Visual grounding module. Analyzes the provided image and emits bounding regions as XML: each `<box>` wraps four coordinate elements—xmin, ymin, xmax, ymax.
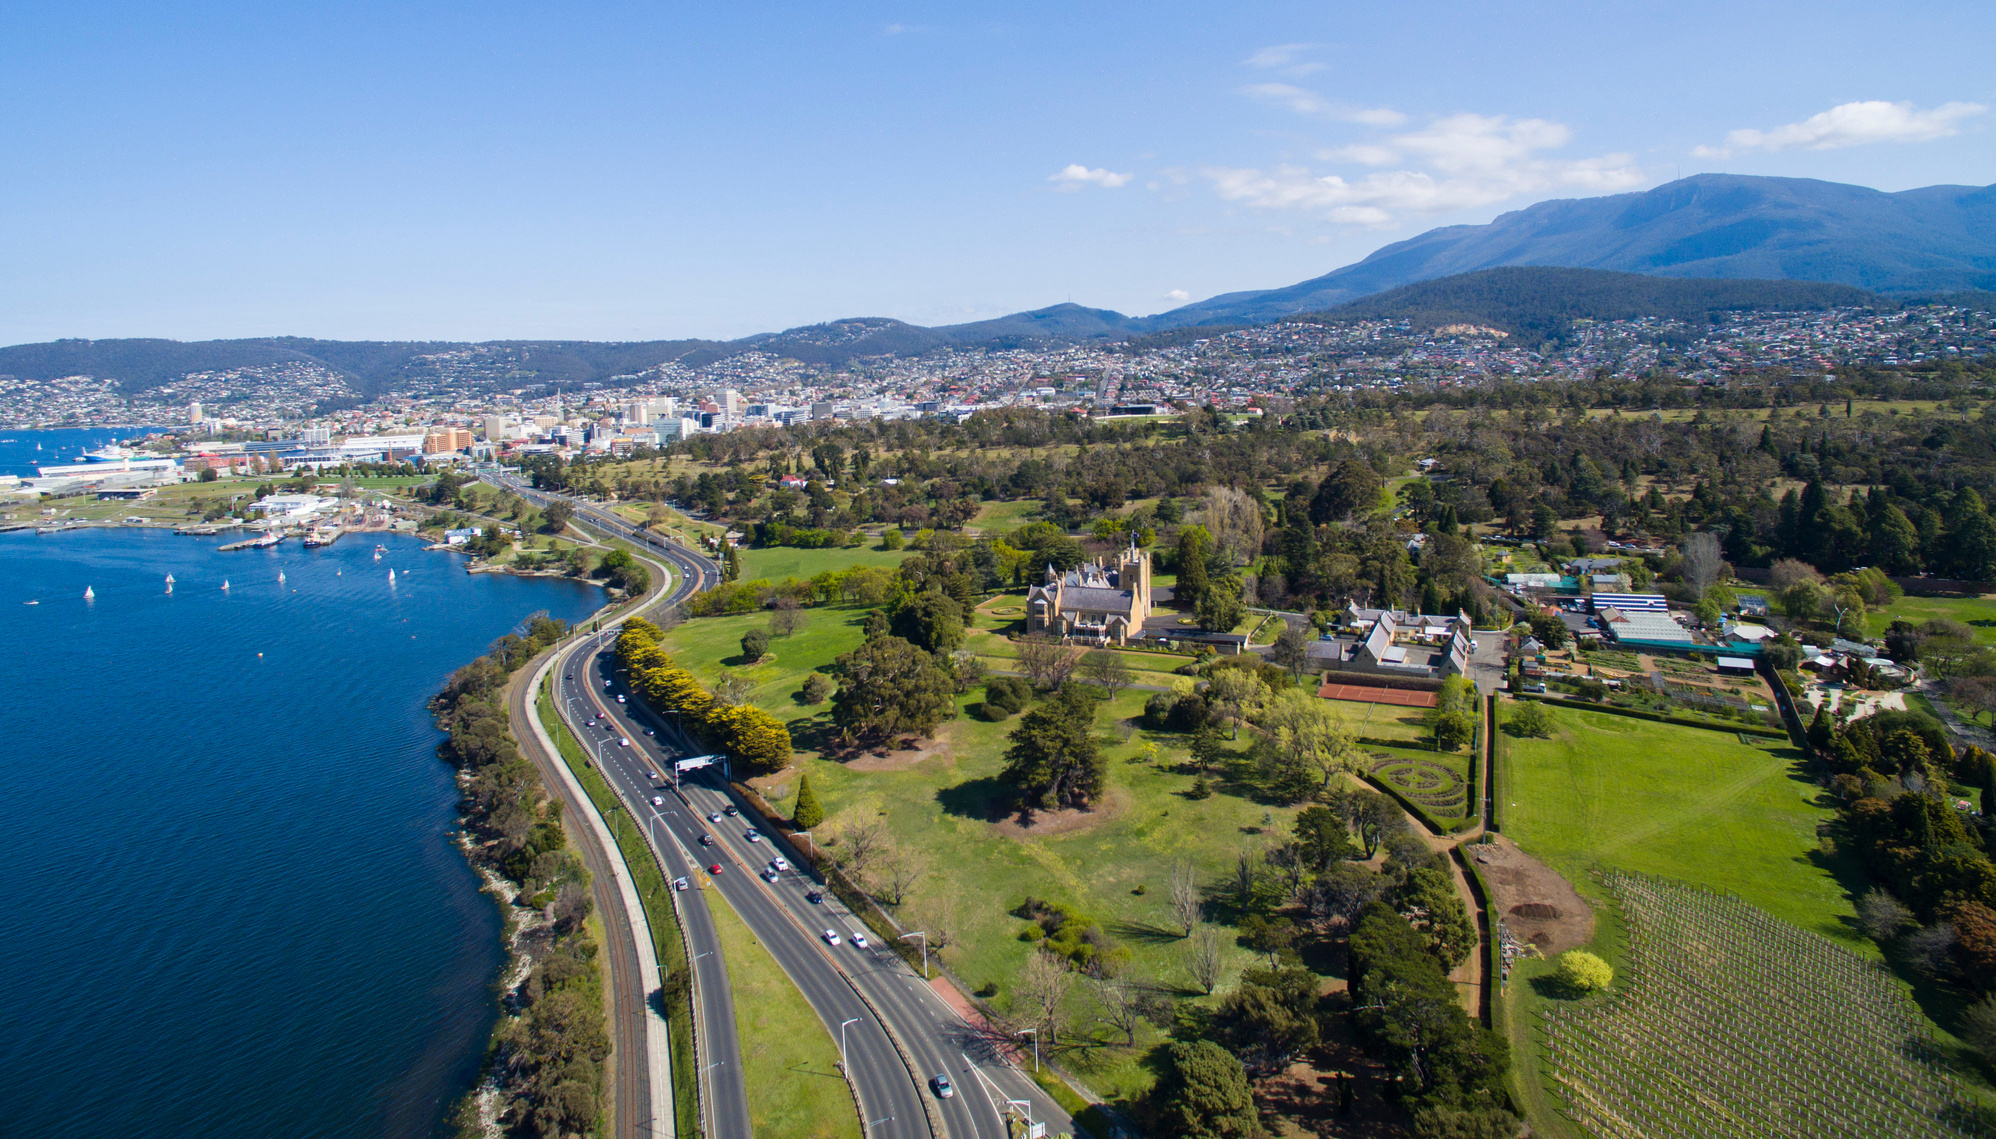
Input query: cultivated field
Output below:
<box><xmin>1541</xmin><ymin>871</ymin><xmax>1977</xmax><ymax>1139</ymax></box>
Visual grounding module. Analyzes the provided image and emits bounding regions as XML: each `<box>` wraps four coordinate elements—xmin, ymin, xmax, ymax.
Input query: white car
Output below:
<box><xmin>850</xmin><ymin>931</ymin><xmax>869</xmax><ymax>949</ymax></box>
<box><xmin>746</xmin><ymin>831</ymin><xmax>762</xmax><ymax>843</ymax></box>
<box><xmin>770</xmin><ymin>857</ymin><xmax>789</xmax><ymax>872</ymax></box>
<box><xmin>618</xmin><ymin>738</ymin><xmax>630</xmax><ymax>747</ymax></box>
<box><xmin>762</xmin><ymin>868</ymin><xmax>779</xmax><ymax>883</ymax></box>
<box><xmin>708</xmin><ymin>812</ymin><xmax>723</xmax><ymax>823</ymax></box>
<box><xmin>822</xmin><ymin>929</ymin><xmax>841</xmax><ymax>945</ymax></box>
<box><xmin>651</xmin><ymin>796</ymin><xmax>664</xmax><ymax>806</ymax></box>
<box><xmin>617</xmin><ymin>695</ymin><xmax>626</xmax><ymax>703</ymax></box>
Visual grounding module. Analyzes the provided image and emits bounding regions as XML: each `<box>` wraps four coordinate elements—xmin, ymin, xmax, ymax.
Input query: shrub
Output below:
<box><xmin>740</xmin><ymin>628</ymin><xmax>770</xmax><ymax>663</ymax></box>
<box><xmin>985</xmin><ymin>676</ymin><xmax>1031</xmax><ymax>713</ymax></box>
<box><xmin>1187</xmin><ymin>777</ymin><xmax>1212</xmax><ymax>800</ymax></box>
<box><xmin>972</xmin><ymin>702</ymin><xmax>1011</xmax><ymax>723</ymax></box>
<box><xmin>1557</xmin><ymin>950</ymin><xmax>1614</xmax><ymax>993</ymax></box>
<box><xmin>879</xmin><ymin>529</ymin><xmax>904</xmax><ymax>550</ymax></box>
<box><xmin>800</xmin><ymin>673</ymin><xmax>833</xmax><ymax>704</ymax></box>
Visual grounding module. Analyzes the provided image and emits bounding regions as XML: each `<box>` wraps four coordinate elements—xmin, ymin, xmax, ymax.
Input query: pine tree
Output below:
<box><xmin>723</xmin><ymin>543</ymin><xmax>742</xmax><ymax>582</ymax></box>
<box><xmin>792</xmin><ymin>772</ymin><xmax>824</xmax><ymax>830</ymax></box>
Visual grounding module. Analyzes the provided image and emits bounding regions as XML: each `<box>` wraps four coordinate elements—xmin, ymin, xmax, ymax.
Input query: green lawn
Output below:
<box><xmin>706</xmin><ymin>894</ymin><xmax>860</xmax><ymax>1139</ymax></box>
<box><xmin>1501</xmin><ymin>699</ymin><xmax>1861</xmax><ymax>948</ymax></box>
<box><xmin>739</xmin><ymin>544</ymin><xmax>909</xmax><ymax>583</ymax></box>
<box><xmin>1334</xmin><ymin>699</ymin><xmax>1433</xmax><ymax>745</ymax></box>
<box><xmin>965</xmin><ymin>498</ymin><xmax>1041</xmax><ymax>534</ymax></box>
<box><xmin>646</xmin><ymin>606</ymin><xmax>1305</xmax><ymax>1105</ymax></box>
<box><xmin>1866</xmin><ymin>593</ymin><xmax>1996</xmax><ymax>644</ymax></box>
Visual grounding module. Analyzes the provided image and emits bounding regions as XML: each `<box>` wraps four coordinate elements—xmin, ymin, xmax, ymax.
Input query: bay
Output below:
<box><xmin>0</xmin><ymin>426</ymin><xmax>171</xmax><ymax>477</ymax></box>
<box><xmin>0</xmin><ymin>526</ymin><xmax>604</xmax><ymax>1137</ymax></box>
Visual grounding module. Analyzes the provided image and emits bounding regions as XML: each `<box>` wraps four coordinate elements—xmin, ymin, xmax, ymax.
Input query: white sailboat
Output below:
<box><xmin>222</xmin><ymin>579</ymin><xmax>231</xmax><ymax>591</ymax></box>
<box><xmin>388</xmin><ymin>568</ymin><xmax>397</xmax><ymax>582</ymax></box>
<box><xmin>83</xmin><ymin>585</ymin><xmax>94</xmax><ymax>600</ymax></box>
<box><xmin>278</xmin><ymin>570</ymin><xmax>287</xmax><ymax>583</ymax></box>
<box><xmin>165</xmin><ymin>573</ymin><xmax>175</xmax><ymax>585</ymax></box>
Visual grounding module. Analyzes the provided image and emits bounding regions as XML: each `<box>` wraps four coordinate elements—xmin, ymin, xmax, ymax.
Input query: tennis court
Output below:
<box><xmin>1317</xmin><ymin>681</ymin><xmax>1438</xmax><ymax>708</ymax></box>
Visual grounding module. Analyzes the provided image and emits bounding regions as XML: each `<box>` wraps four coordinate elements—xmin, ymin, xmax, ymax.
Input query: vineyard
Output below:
<box><xmin>1541</xmin><ymin>871</ymin><xmax>1981</xmax><ymax>1139</ymax></box>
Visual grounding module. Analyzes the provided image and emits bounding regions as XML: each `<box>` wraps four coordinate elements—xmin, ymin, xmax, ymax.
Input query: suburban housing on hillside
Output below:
<box><xmin>1025</xmin><ymin>538</ymin><xmax>1152</xmax><ymax>646</ymax></box>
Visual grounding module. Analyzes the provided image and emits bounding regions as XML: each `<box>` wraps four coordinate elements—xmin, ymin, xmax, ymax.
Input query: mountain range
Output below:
<box><xmin>3</xmin><ymin>173</ymin><xmax>1991</xmax><ymax>394</ymax></box>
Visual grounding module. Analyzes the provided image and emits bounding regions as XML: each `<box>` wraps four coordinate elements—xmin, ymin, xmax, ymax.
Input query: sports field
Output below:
<box><xmin>1318</xmin><ymin>682</ymin><xmax>1435</xmax><ymax>743</ymax></box>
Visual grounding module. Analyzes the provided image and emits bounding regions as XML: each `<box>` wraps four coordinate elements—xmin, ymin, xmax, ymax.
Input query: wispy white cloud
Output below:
<box><xmin>1164</xmin><ymin>289</ymin><xmax>1191</xmax><ymax>303</ymax></box>
<box><xmin>1694</xmin><ymin>99</ymin><xmax>1986</xmax><ymax>158</ymax></box>
<box><xmin>1244</xmin><ymin>43</ymin><xmax>1326</xmax><ymax>75</ymax></box>
<box><xmin>1243</xmin><ymin>83</ymin><xmax>1405</xmax><ymax>126</ymax></box>
<box><xmin>1048</xmin><ymin>164</ymin><xmax>1132</xmax><ymax>190</ymax></box>
<box><xmin>1207</xmin><ymin>112</ymin><xmax>1643</xmax><ymax>225</ymax></box>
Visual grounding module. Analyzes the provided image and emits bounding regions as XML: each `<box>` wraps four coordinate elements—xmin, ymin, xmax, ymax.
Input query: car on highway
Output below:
<box><xmin>745</xmin><ymin>830</ymin><xmax>762</xmax><ymax>843</ymax></box>
<box><xmin>849</xmin><ymin>931</ymin><xmax>869</xmax><ymax>949</ymax></box>
<box><xmin>822</xmin><ymin>929</ymin><xmax>841</xmax><ymax>945</ymax></box>
<box><xmin>618</xmin><ymin>738</ymin><xmax>630</xmax><ymax>747</ymax></box>
<box><xmin>617</xmin><ymin>695</ymin><xmax>626</xmax><ymax>703</ymax></box>
<box><xmin>932</xmin><ymin>1074</ymin><xmax>954</xmax><ymax>1099</ymax></box>
<box><xmin>770</xmin><ymin>857</ymin><xmax>789</xmax><ymax>872</ymax></box>
<box><xmin>762</xmin><ymin>867</ymin><xmax>779</xmax><ymax>882</ymax></box>
<box><xmin>651</xmin><ymin>796</ymin><xmax>664</xmax><ymax>806</ymax></box>
<box><xmin>565</xmin><ymin>673</ymin><xmax>572</xmax><ymax>679</ymax></box>
<box><xmin>698</xmin><ymin>833</ymin><xmax>713</xmax><ymax>845</ymax></box>
<box><xmin>709</xmin><ymin>864</ymin><xmax>723</xmax><ymax>874</ymax></box>
<box><xmin>605</xmin><ymin>681</ymin><xmax>613</xmax><ymax>689</ymax></box>
<box><xmin>673</xmin><ymin>877</ymin><xmax>688</xmax><ymax>891</ymax></box>
<box><xmin>723</xmin><ymin>805</ymin><xmax>738</xmax><ymax>817</ymax></box>
<box><xmin>806</xmin><ymin>889</ymin><xmax>823</xmax><ymax>904</ymax></box>
<box><xmin>708</xmin><ymin>811</ymin><xmax>722</xmax><ymax>823</ymax></box>
<box><xmin>645</xmin><ymin>770</ymin><xmax>659</xmax><ymax>780</ymax></box>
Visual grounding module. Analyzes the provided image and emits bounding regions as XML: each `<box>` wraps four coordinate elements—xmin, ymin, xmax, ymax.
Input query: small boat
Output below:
<box><xmin>165</xmin><ymin>574</ymin><xmax>175</xmax><ymax>585</ymax></box>
<box><xmin>83</xmin><ymin>586</ymin><xmax>94</xmax><ymax>600</ymax></box>
<box><xmin>278</xmin><ymin>570</ymin><xmax>287</xmax><ymax>583</ymax></box>
<box><xmin>222</xmin><ymin>579</ymin><xmax>231</xmax><ymax>591</ymax></box>
<box><xmin>388</xmin><ymin>568</ymin><xmax>396</xmax><ymax>582</ymax></box>
<box><xmin>24</xmin><ymin>599</ymin><xmax>38</xmax><ymax>605</ymax></box>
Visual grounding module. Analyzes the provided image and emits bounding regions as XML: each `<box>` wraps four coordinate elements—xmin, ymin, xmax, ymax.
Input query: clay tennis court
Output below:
<box><xmin>1316</xmin><ymin>682</ymin><xmax>1438</xmax><ymax>708</ymax></box>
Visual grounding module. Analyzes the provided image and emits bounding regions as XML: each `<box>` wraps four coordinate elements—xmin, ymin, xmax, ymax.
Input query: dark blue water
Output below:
<box><xmin>0</xmin><ymin>527</ymin><xmax>603</xmax><ymax>1138</ymax></box>
<box><xmin>0</xmin><ymin>426</ymin><xmax>170</xmax><ymax>476</ymax></box>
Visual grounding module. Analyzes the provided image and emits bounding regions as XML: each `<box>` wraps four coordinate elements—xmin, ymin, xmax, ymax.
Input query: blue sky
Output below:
<box><xmin>1</xmin><ymin>1</ymin><xmax>1990</xmax><ymax>344</ymax></box>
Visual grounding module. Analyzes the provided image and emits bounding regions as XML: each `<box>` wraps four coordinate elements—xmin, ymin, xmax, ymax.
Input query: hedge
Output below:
<box><xmin>1360</xmin><ymin>770</ymin><xmax>1476</xmax><ymax>837</ymax></box>
<box><xmin>1512</xmin><ymin>693</ymin><xmax>1788</xmax><ymax>739</ymax></box>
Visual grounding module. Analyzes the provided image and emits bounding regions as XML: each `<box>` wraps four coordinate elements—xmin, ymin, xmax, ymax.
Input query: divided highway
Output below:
<box><xmin>498</xmin><ymin>470</ymin><xmax>1079</xmax><ymax>1139</ymax></box>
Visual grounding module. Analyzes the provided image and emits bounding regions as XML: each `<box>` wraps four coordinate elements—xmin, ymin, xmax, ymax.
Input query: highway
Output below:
<box><xmin>495</xmin><ymin>468</ymin><xmax>1079</xmax><ymax>1139</ymax></box>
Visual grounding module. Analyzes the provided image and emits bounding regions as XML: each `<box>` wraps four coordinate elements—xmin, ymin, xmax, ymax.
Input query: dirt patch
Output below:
<box><xmin>1469</xmin><ymin>835</ymin><xmax>1595</xmax><ymax>956</ymax></box>
<box><xmin>988</xmin><ymin>783</ymin><xmax>1130</xmax><ymax>838</ymax></box>
<box><xmin>839</xmin><ymin>722</ymin><xmax>960</xmax><ymax>772</ymax></box>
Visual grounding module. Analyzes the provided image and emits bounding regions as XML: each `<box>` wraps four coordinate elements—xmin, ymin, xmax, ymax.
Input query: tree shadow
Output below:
<box><xmin>1106</xmin><ymin>919</ymin><xmax>1187</xmax><ymax>946</ymax></box>
<box><xmin>937</xmin><ymin>777</ymin><xmax>1014</xmax><ymax>821</ymax></box>
<box><xmin>785</xmin><ymin>716</ymin><xmax>843</xmax><ymax>756</ymax></box>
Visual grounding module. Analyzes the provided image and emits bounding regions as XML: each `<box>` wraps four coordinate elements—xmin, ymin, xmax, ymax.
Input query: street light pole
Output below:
<box><xmin>1016</xmin><ymin>1029</ymin><xmax>1037</xmax><ymax>1072</ymax></box>
<box><xmin>900</xmin><ymin>931</ymin><xmax>929</xmax><ymax>979</ymax></box>
<box><xmin>838</xmin><ymin>1017</ymin><xmax>859</xmax><ymax>1074</ymax></box>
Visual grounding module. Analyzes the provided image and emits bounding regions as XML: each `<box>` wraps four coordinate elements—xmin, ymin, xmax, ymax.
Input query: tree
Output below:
<box><xmin>541</xmin><ymin>499</ymin><xmax>574</xmax><ymax>533</ymax></box>
<box><xmin>1681</xmin><ymin>530</ymin><xmax>1723</xmax><ymax>597</ymax></box>
<box><xmin>740</xmin><ymin>629</ymin><xmax>769</xmax><ymax>663</ymax></box>
<box><xmin>1312</xmin><ymin>458</ymin><xmax>1382</xmax><ymax>523</ymax></box>
<box><xmin>1526</xmin><ymin>613</ymin><xmax>1569</xmax><ymax>650</ymax></box>
<box><xmin>889</xmin><ymin>590</ymin><xmax>965</xmax><ymax>654</ymax></box>
<box><xmin>1016</xmin><ymin>634</ymin><xmax>1082</xmax><ymax>690</ymax></box>
<box><xmin>1150</xmin><ymin>1041</ymin><xmax>1260</xmax><ymax>1139</ymax></box>
<box><xmin>722</xmin><ymin>543</ymin><xmax>741</xmax><ymax>582</ymax></box>
<box><xmin>770</xmin><ymin>604</ymin><xmax>805</xmax><ymax>638</ymax></box>
<box><xmin>1401</xmin><ymin>866</ymin><xmax>1477</xmax><ymax>969</ymax></box>
<box><xmin>1196</xmin><ymin>577</ymin><xmax>1243</xmax><ymax>633</ymax></box>
<box><xmin>1856</xmin><ymin>888</ymin><xmax>1916</xmax><ymax>942</ymax></box>
<box><xmin>1206</xmin><ymin>668</ymin><xmax>1270</xmax><ymax>739</ymax></box>
<box><xmin>1185</xmin><ymin>925</ymin><xmax>1225</xmax><ymax>995</ymax></box>
<box><xmin>830</xmin><ymin>635</ymin><xmax>960</xmax><ymax>743</ymax></box>
<box><xmin>1000</xmin><ymin>686</ymin><xmax>1105</xmax><ymax>811</ymax></box>
<box><xmin>1293</xmin><ymin>805</ymin><xmax>1356</xmax><ymax>869</ymax></box>
<box><xmin>1078</xmin><ymin>648</ymin><xmax>1134</xmax><ymax>696</ymax></box>
<box><xmin>1018</xmin><ymin>949</ymin><xmax>1074</xmax><ymax>1045</ymax></box>
<box><xmin>1434</xmin><ymin>710</ymin><xmax>1475</xmax><ymax>751</ymax></box>
<box><xmin>792</xmin><ymin>772</ymin><xmax>824</xmax><ymax>830</ymax></box>
<box><xmin>1256</xmin><ymin>688</ymin><xmax>1358</xmax><ymax>794</ymax></box>
<box><xmin>880</xmin><ymin>528</ymin><xmax>904</xmax><ymax>551</ymax></box>
<box><xmin>1168</xmin><ymin>860</ymin><xmax>1203</xmax><ymax>936</ymax></box>
<box><xmin>705</xmin><ymin>703</ymin><xmax>793</xmax><ymax>775</ymax></box>
<box><xmin>1175</xmin><ymin>525</ymin><xmax>1211</xmax><ymax>606</ymax></box>
<box><xmin>711</xmin><ymin>673</ymin><xmax>753</xmax><ymax>706</ymax></box>
<box><xmin>1507</xmin><ymin>700</ymin><xmax>1553</xmax><ymax>738</ymax></box>
<box><xmin>1269</xmin><ymin>621</ymin><xmax>1313</xmax><ymax>681</ymax></box>
<box><xmin>800</xmin><ymin>673</ymin><xmax>833</xmax><ymax>704</ymax></box>
<box><xmin>1556</xmin><ymin>950</ymin><xmax>1613</xmax><ymax>992</ymax></box>
<box><xmin>1349</xmin><ymin>789</ymin><xmax>1408</xmax><ymax>858</ymax></box>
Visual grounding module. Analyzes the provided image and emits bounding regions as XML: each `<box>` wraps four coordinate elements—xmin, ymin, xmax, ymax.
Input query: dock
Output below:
<box><xmin>218</xmin><ymin>533</ymin><xmax>285</xmax><ymax>551</ymax></box>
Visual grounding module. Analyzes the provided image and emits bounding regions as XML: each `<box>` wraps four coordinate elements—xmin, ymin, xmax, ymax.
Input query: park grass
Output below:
<box><xmin>705</xmin><ymin>893</ymin><xmax>861</xmax><ymax>1139</ymax></box>
<box><xmin>965</xmin><ymin>498</ymin><xmax>1041</xmax><ymax>533</ymax></box>
<box><xmin>739</xmin><ymin>544</ymin><xmax>908</xmax><ymax>583</ymax></box>
<box><xmin>1500</xmin><ymin>698</ymin><xmax>1863</xmax><ymax>949</ymax></box>
<box><xmin>1335</xmin><ymin>700</ymin><xmax>1437</xmax><ymax>745</ymax></box>
<box><xmin>645</xmin><ymin>607</ymin><xmax>1305</xmax><ymax>1105</ymax></box>
<box><xmin>1865</xmin><ymin>592</ymin><xmax>1996</xmax><ymax>644</ymax></box>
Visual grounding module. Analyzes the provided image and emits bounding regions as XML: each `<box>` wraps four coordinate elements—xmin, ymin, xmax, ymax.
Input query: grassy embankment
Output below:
<box><xmin>703</xmin><ymin>899</ymin><xmax>860</xmax><ymax>1139</ymax></box>
<box><xmin>651</xmin><ymin>544</ymin><xmax>1317</xmax><ymax>1105</ymax></box>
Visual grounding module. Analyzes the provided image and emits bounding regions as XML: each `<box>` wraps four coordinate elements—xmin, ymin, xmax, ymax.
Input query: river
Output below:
<box><xmin>0</xmin><ymin>523</ymin><xmax>603</xmax><ymax>1137</ymax></box>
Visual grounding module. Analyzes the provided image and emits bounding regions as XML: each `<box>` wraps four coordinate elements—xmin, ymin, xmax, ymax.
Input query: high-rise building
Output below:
<box><xmin>483</xmin><ymin>415</ymin><xmax>507</xmax><ymax>440</ymax></box>
<box><xmin>187</xmin><ymin>402</ymin><xmax>203</xmax><ymax>425</ymax></box>
<box><xmin>300</xmin><ymin>426</ymin><xmax>332</xmax><ymax>446</ymax></box>
<box><xmin>623</xmin><ymin>401</ymin><xmax>651</xmax><ymax>425</ymax></box>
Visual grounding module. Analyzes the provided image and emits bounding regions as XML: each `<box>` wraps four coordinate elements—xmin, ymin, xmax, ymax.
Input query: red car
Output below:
<box><xmin>708</xmin><ymin>864</ymin><xmax>724</xmax><ymax>874</ymax></box>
